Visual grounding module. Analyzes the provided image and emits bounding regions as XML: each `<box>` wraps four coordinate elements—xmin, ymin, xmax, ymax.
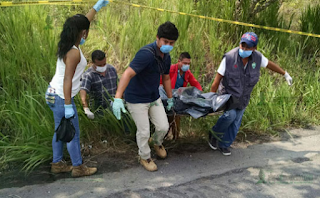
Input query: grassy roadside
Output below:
<box><xmin>0</xmin><ymin>0</ymin><xmax>320</xmax><ymax>172</ymax></box>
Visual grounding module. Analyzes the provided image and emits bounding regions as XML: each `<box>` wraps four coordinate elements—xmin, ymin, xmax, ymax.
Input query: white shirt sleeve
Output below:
<box><xmin>261</xmin><ymin>54</ymin><xmax>268</xmax><ymax>68</ymax></box>
<box><xmin>217</xmin><ymin>57</ymin><xmax>226</xmax><ymax>76</ymax></box>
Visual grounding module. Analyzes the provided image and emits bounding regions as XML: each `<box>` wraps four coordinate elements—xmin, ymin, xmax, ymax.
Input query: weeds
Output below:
<box><xmin>0</xmin><ymin>0</ymin><xmax>320</xmax><ymax>172</ymax></box>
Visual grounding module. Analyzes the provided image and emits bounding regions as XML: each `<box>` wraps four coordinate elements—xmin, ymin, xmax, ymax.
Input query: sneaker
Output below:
<box><xmin>140</xmin><ymin>158</ymin><xmax>157</xmax><ymax>172</ymax></box>
<box><xmin>218</xmin><ymin>147</ymin><xmax>231</xmax><ymax>156</ymax></box>
<box><xmin>71</xmin><ymin>164</ymin><xmax>97</xmax><ymax>177</ymax></box>
<box><xmin>154</xmin><ymin>144</ymin><xmax>167</xmax><ymax>158</ymax></box>
<box><xmin>208</xmin><ymin>136</ymin><xmax>218</xmax><ymax>150</ymax></box>
<box><xmin>51</xmin><ymin>160</ymin><xmax>73</xmax><ymax>173</ymax></box>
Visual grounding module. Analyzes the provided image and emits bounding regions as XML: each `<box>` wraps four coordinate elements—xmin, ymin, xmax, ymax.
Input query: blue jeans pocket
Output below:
<box><xmin>45</xmin><ymin>86</ymin><xmax>56</xmax><ymax>107</ymax></box>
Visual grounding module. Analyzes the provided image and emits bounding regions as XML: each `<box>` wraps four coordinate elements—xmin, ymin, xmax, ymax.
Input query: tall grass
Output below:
<box><xmin>0</xmin><ymin>6</ymin><xmax>59</xmax><ymax>171</ymax></box>
<box><xmin>300</xmin><ymin>4</ymin><xmax>320</xmax><ymax>57</ymax></box>
<box><xmin>1</xmin><ymin>0</ymin><xmax>320</xmax><ymax>172</ymax></box>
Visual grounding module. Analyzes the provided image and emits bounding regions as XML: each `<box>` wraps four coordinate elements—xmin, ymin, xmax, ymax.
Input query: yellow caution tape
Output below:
<box><xmin>1</xmin><ymin>0</ymin><xmax>320</xmax><ymax>38</ymax></box>
<box><xmin>0</xmin><ymin>1</ymin><xmax>82</xmax><ymax>6</ymax></box>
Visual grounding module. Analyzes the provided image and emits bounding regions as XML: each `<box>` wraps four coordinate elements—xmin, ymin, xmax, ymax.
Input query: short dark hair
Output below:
<box><xmin>179</xmin><ymin>52</ymin><xmax>191</xmax><ymax>60</ymax></box>
<box><xmin>157</xmin><ymin>21</ymin><xmax>179</xmax><ymax>41</ymax></box>
<box><xmin>91</xmin><ymin>50</ymin><xmax>106</xmax><ymax>63</ymax></box>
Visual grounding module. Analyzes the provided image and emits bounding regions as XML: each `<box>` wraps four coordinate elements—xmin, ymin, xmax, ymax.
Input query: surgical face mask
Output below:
<box><xmin>80</xmin><ymin>37</ymin><xmax>86</xmax><ymax>45</ymax></box>
<box><xmin>160</xmin><ymin>45</ymin><xmax>173</xmax><ymax>53</ymax></box>
<box><xmin>95</xmin><ymin>65</ymin><xmax>107</xmax><ymax>73</ymax></box>
<box><xmin>181</xmin><ymin>64</ymin><xmax>190</xmax><ymax>72</ymax></box>
<box><xmin>239</xmin><ymin>48</ymin><xmax>252</xmax><ymax>58</ymax></box>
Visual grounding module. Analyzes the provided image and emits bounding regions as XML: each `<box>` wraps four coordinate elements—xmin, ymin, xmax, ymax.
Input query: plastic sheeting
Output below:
<box><xmin>159</xmin><ymin>86</ymin><xmax>231</xmax><ymax>119</ymax></box>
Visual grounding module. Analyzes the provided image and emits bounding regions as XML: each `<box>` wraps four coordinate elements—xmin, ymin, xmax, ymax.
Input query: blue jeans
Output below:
<box><xmin>47</xmin><ymin>88</ymin><xmax>82</xmax><ymax>166</ymax></box>
<box><xmin>212</xmin><ymin>108</ymin><xmax>245</xmax><ymax>148</ymax></box>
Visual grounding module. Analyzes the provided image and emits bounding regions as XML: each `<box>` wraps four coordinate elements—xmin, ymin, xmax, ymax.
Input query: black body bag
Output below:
<box><xmin>55</xmin><ymin>117</ymin><xmax>75</xmax><ymax>142</ymax></box>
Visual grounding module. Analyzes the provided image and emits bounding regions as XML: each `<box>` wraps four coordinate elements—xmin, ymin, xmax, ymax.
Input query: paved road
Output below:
<box><xmin>1</xmin><ymin>127</ymin><xmax>320</xmax><ymax>198</ymax></box>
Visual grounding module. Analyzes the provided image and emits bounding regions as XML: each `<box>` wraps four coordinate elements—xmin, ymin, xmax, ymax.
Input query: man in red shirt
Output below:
<box><xmin>167</xmin><ymin>52</ymin><xmax>202</xmax><ymax>91</ymax></box>
<box><xmin>161</xmin><ymin>52</ymin><xmax>202</xmax><ymax>139</ymax></box>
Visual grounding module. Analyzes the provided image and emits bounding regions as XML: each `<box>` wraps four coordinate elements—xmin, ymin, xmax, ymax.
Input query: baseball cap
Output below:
<box><xmin>240</xmin><ymin>32</ymin><xmax>258</xmax><ymax>47</ymax></box>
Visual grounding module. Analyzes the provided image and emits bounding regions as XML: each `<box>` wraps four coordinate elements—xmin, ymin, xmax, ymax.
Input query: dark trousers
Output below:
<box><xmin>212</xmin><ymin>109</ymin><xmax>245</xmax><ymax>148</ymax></box>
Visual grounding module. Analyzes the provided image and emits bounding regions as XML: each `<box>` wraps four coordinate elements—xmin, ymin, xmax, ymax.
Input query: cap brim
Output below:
<box><xmin>240</xmin><ymin>40</ymin><xmax>254</xmax><ymax>48</ymax></box>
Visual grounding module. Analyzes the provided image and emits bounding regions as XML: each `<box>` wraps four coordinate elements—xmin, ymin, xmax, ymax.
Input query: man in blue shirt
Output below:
<box><xmin>112</xmin><ymin>21</ymin><xmax>179</xmax><ymax>172</ymax></box>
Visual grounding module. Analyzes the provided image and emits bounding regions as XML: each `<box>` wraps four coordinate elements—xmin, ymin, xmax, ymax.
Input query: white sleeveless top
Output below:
<box><xmin>50</xmin><ymin>45</ymin><xmax>87</xmax><ymax>99</ymax></box>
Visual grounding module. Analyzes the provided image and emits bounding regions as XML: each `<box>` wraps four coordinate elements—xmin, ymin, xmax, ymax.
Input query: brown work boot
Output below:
<box><xmin>140</xmin><ymin>158</ymin><xmax>157</xmax><ymax>172</ymax></box>
<box><xmin>71</xmin><ymin>164</ymin><xmax>97</xmax><ymax>177</ymax></box>
<box><xmin>154</xmin><ymin>144</ymin><xmax>167</xmax><ymax>159</ymax></box>
<box><xmin>51</xmin><ymin>160</ymin><xmax>72</xmax><ymax>173</ymax></box>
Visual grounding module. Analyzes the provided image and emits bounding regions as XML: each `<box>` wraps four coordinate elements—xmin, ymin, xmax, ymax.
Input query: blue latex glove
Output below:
<box><xmin>64</xmin><ymin>104</ymin><xmax>74</xmax><ymax>119</ymax></box>
<box><xmin>167</xmin><ymin>98</ymin><xmax>174</xmax><ymax>111</ymax></box>
<box><xmin>93</xmin><ymin>0</ymin><xmax>109</xmax><ymax>12</ymax></box>
<box><xmin>112</xmin><ymin>98</ymin><xmax>127</xmax><ymax>120</ymax></box>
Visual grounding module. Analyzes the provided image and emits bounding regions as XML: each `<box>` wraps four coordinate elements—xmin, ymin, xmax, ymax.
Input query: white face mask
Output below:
<box><xmin>95</xmin><ymin>65</ymin><xmax>107</xmax><ymax>73</ymax></box>
<box><xmin>181</xmin><ymin>64</ymin><xmax>190</xmax><ymax>72</ymax></box>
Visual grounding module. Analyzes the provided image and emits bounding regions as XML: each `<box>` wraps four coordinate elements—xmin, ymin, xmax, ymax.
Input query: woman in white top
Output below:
<box><xmin>45</xmin><ymin>0</ymin><xmax>109</xmax><ymax>177</ymax></box>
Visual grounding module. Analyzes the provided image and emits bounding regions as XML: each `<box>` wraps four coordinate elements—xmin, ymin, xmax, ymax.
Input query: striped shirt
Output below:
<box><xmin>80</xmin><ymin>64</ymin><xmax>118</xmax><ymax>110</ymax></box>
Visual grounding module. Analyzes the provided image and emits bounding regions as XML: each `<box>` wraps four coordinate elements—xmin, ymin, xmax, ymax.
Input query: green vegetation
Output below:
<box><xmin>0</xmin><ymin>0</ymin><xmax>319</xmax><ymax>172</ymax></box>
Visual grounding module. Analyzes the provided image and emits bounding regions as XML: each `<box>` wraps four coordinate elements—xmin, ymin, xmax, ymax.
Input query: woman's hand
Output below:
<box><xmin>86</xmin><ymin>0</ymin><xmax>109</xmax><ymax>22</ymax></box>
<box><xmin>93</xmin><ymin>0</ymin><xmax>109</xmax><ymax>12</ymax></box>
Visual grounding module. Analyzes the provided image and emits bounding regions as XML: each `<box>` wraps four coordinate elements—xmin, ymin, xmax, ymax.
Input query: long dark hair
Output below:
<box><xmin>57</xmin><ymin>14</ymin><xmax>90</xmax><ymax>59</ymax></box>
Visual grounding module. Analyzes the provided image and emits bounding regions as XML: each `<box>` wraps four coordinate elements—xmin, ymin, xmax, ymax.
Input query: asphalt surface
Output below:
<box><xmin>1</xmin><ymin>127</ymin><xmax>320</xmax><ymax>198</ymax></box>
